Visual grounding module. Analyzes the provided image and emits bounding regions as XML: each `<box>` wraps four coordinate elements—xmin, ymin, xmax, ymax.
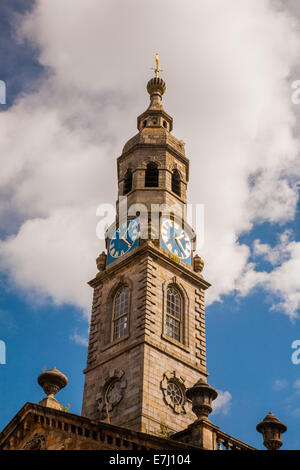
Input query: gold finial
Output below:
<box><xmin>151</xmin><ymin>53</ymin><xmax>163</xmax><ymax>78</ymax></box>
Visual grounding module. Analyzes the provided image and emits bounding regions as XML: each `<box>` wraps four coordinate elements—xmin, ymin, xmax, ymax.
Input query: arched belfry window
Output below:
<box><xmin>172</xmin><ymin>169</ymin><xmax>181</xmax><ymax>197</ymax></box>
<box><xmin>145</xmin><ymin>162</ymin><xmax>158</xmax><ymax>188</ymax></box>
<box><xmin>166</xmin><ymin>286</ymin><xmax>182</xmax><ymax>342</ymax></box>
<box><xmin>123</xmin><ymin>169</ymin><xmax>132</xmax><ymax>195</ymax></box>
<box><xmin>113</xmin><ymin>287</ymin><xmax>129</xmax><ymax>340</ymax></box>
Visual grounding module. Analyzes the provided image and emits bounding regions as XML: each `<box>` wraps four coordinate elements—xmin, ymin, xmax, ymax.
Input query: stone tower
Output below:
<box><xmin>81</xmin><ymin>69</ymin><xmax>210</xmax><ymax>435</ymax></box>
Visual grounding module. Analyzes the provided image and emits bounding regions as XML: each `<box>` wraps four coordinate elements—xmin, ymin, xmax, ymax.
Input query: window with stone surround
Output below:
<box><xmin>166</xmin><ymin>380</ymin><xmax>183</xmax><ymax>405</ymax></box>
<box><xmin>160</xmin><ymin>371</ymin><xmax>187</xmax><ymax>414</ymax></box>
<box><xmin>113</xmin><ymin>287</ymin><xmax>129</xmax><ymax>340</ymax></box>
<box><xmin>166</xmin><ymin>286</ymin><xmax>182</xmax><ymax>342</ymax></box>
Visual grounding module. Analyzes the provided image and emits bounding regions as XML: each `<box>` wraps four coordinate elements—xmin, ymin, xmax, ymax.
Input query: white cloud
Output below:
<box><xmin>253</xmin><ymin>230</ymin><xmax>293</xmax><ymax>266</ymax></box>
<box><xmin>237</xmin><ymin>232</ymin><xmax>300</xmax><ymax>319</ymax></box>
<box><xmin>273</xmin><ymin>378</ymin><xmax>289</xmax><ymax>391</ymax></box>
<box><xmin>70</xmin><ymin>331</ymin><xmax>89</xmax><ymax>347</ymax></box>
<box><xmin>212</xmin><ymin>390</ymin><xmax>232</xmax><ymax>416</ymax></box>
<box><xmin>0</xmin><ymin>0</ymin><xmax>300</xmax><ymax>318</ymax></box>
<box><xmin>293</xmin><ymin>379</ymin><xmax>300</xmax><ymax>390</ymax></box>
<box><xmin>0</xmin><ymin>206</ymin><xmax>100</xmax><ymax>315</ymax></box>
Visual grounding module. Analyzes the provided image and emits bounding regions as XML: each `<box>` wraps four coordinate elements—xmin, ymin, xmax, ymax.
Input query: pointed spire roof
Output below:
<box><xmin>121</xmin><ymin>58</ymin><xmax>188</xmax><ymax>165</ymax></box>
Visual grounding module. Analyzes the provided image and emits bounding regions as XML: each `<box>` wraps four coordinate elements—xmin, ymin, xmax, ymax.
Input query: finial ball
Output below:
<box><xmin>147</xmin><ymin>77</ymin><xmax>166</xmax><ymax>97</ymax></box>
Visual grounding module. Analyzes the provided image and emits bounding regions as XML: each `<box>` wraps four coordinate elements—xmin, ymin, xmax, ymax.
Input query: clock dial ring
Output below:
<box><xmin>160</xmin><ymin>218</ymin><xmax>192</xmax><ymax>264</ymax></box>
<box><xmin>107</xmin><ymin>218</ymin><xmax>139</xmax><ymax>264</ymax></box>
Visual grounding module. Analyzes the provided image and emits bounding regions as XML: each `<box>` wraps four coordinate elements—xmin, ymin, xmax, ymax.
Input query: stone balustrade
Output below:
<box><xmin>215</xmin><ymin>430</ymin><xmax>256</xmax><ymax>450</ymax></box>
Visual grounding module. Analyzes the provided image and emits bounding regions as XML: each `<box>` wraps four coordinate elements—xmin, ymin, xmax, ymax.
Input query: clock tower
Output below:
<box><xmin>81</xmin><ymin>63</ymin><xmax>210</xmax><ymax>435</ymax></box>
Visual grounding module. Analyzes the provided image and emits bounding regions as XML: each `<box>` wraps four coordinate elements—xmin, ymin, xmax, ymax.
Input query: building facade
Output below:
<box><xmin>0</xmin><ymin>65</ymin><xmax>287</xmax><ymax>451</ymax></box>
<box><xmin>81</xmin><ymin>73</ymin><xmax>210</xmax><ymax>435</ymax></box>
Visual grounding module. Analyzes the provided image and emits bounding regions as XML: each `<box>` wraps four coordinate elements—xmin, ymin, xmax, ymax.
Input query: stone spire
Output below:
<box><xmin>137</xmin><ymin>60</ymin><xmax>173</xmax><ymax>132</ymax></box>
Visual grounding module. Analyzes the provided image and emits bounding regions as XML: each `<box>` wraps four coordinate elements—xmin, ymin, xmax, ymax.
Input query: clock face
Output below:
<box><xmin>107</xmin><ymin>218</ymin><xmax>139</xmax><ymax>265</ymax></box>
<box><xmin>160</xmin><ymin>218</ymin><xmax>192</xmax><ymax>265</ymax></box>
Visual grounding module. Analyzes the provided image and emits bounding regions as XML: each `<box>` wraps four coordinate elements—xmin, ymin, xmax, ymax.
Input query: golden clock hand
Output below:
<box><xmin>121</xmin><ymin>237</ymin><xmax>131</xmax><ymax>247</ymax></box>
<box><xmin>121</xmin><ymin>224</ymin><xmax>132</xmax><ymax>246</ymax></box>
<box><xmin>175</xmin><ymin>235</ymin><xmax>185</xmax><ymax>254</ymax></box>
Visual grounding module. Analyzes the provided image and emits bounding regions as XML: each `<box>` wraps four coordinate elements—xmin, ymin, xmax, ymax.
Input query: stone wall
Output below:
<box><xmin>82</xmin><ymin>243</ymin><xmax>209</xmax><ymax>435</ymax></box>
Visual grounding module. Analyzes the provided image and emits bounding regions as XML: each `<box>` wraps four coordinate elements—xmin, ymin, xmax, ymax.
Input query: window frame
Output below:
<box><xmin>112</xmin><ymin>286</ymin><xmax>130</xmax><ymax>342</ymax></box>
<box><xmin>161</xmin><ymin>281</ymin><xmax>190</xmax><ymax>351</ymax></box>
<box><xmin>165</xmin><ymin>286</ymin><xmax>183</xmax><ymax>343</ymax></box>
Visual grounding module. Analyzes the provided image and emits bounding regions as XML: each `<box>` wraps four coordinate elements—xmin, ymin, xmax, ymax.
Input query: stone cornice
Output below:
<box><xmin>83</xmin><ymin>336</ymin><xmax>208</xmax><ymax>377</ymax></box>
<box><xmin>88</xmin><ymin>242</ymin><xmax>211</xmax><ymax>291</ymax></box>
<box><xmin>0</xmin><ymin>402</ymin><xmax>200</xmax><ymax>450</ymax></box>
<box><xmin>117</xmin><ymin>142</ymin><xmax>189</xmax><ymax>169</ymax></box>
<box><xmin>114</xmin><ymin>185</ymin><xmax>187</xmax><ymax>205</ymax></box>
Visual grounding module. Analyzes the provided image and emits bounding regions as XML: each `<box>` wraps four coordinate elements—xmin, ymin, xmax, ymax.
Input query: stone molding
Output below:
<box><xmin>89</xmin><ymin>243</ymin><xmax>211</xmax><ymax>291</ymax></box>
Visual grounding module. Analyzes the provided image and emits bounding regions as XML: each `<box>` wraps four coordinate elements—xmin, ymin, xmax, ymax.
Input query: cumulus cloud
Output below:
<box><xmin>293</xmin><ymin>379</ymin><xmax>300</xmax><ymax>390</ymax></box>
<box><xmin>70</xmin><ymin>331</ymin><xmax>89</xmax><ymax>347</ymax></box>
<box><xmin>273</xmin><ymin>378</ymin><xmax>289</xmax><ymax>391</ymax></box>
<box><xmin>0</xmin><ymin>0</ymin><xmax>300</xmax><ymax>318</ymax></box>
<box><xmin>237</xmin><ymin>231</ymin><xmax>300</xmax><ymax>319</ymax></box>
<box><xmin>253</xmin><ymin>230</ymin><xmax>293</xmax><ymax>266</ymax></box>
<box><xmin>212</xmin><ymin>390</ymin><xmax>232</xmax><ymax>416</ymax></box>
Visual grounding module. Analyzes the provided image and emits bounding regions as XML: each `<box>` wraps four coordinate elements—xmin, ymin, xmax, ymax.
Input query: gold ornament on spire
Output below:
<box><xmin>151</xmin><ymin>53</ymin><xmax>162</xmax><ymax>78</ymax></box>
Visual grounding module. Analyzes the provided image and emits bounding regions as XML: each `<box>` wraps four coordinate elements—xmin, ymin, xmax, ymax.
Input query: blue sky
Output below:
<box><xmin>0</xmin><ymin>0</ymin><xmax>88</xmax><ymax>431</ymax></box>
<box><xmin>1</xmin><ymin>0</ymin><xmax>300</xmax><ymax>450</ymax></box>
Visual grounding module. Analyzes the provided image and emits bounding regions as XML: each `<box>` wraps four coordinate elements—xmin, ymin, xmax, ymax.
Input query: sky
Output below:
<box><xmin>1</xmin><ymin>0</ymin><xmax>300</xmax><ymax>449</ymax></box>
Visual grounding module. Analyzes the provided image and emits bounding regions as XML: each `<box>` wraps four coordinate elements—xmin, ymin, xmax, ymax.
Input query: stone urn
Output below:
<box><xmin>38</xmin><ymin>367</ymin><xmax>68</xmax><ymax>410</ymax></box>
<box><xmin>96</xmin><ymin>252</ymin><xmax>107</xmax><ymax>272</ymax></box>
<box><xmin>186</xmin><ymin>378</ymin><xmax>218</xmax><ymax>420</ymax></box>
<box><xmin>193</xmin><ymin>255</ymin><xmax>204</xmax><ymax>273</ymax></box>
<box><xmin>256</xmin><ymin>412</ymin><xmax>287</xmax><ymax>450</ymax></box>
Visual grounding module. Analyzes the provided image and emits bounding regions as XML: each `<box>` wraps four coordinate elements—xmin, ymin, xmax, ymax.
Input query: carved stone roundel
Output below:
<box><xmin>161</xmin><ymin>371</ymin><xmax>187</xmax><ymax>414</ymax></box>
<box><xmin>106</xmin><ymin>379</ymin><xmax>123</xmax><ymax>406</ymax></box>
<box><xmin>96</xmin><ymin>369</ymin><xmax>127</xmax><ymax>419</ymax></box>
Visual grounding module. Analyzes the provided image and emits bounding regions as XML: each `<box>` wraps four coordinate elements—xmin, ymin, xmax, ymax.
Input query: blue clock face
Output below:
<box><xmin>160</xmin><ymin>218</ymin><xmax>192</xmax><ymax>266</ymax></box>
<box><xmin>107</xmin><ymin>218</ymin><xmax>139</xmax><ymax>265</ymax></box>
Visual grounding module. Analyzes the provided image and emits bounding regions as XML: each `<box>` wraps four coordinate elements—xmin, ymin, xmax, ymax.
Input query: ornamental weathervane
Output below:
<box><xmin>151</xmin><ymin>53</ymin><xmax>162</xmax><ymax>78</ymax></box>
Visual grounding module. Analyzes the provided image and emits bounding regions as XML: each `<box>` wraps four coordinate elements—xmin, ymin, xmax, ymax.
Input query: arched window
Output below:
<box><xmin>166</xmin><ymin>286</ymin><xmax>182</xmax><ymax>342</ymax></box>
<box><xmin>145</xmin><ymin>162</ymin><xmax>158</xmax><ymax>187</ymax></box>
<box><xmin>113</xmin><ymin>287</ymin><xmax>129</xmax><ymax>340</ymax></box>
<box><xmin>123</xmin><ymin>169</ymin><xmax>132</xmax><ymax>195</ymax></box>
<box><xmin>172</xmin><ymin>169</ymin><xmax>181</xmax><ymax>197</ymax></box>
